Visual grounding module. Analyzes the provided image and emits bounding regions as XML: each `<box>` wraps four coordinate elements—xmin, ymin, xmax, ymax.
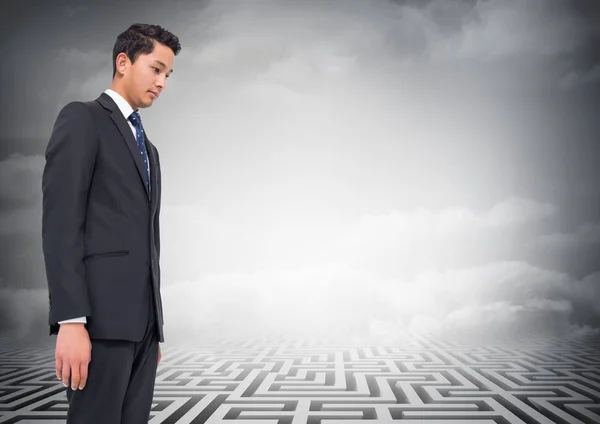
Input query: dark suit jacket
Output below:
<box><xmin>42</xmin><ymin>92</ymin><xmax>165</xmax><ymax>343</ymax></box>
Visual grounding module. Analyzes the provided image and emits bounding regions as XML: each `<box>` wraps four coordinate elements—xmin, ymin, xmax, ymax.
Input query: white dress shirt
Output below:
<box><xmin>58</xmin><ymin>89</ymin><xmax>150</xmax><ymax>325</ymax></box>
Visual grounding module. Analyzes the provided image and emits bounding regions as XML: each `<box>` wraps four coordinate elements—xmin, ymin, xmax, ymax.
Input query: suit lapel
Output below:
<box><xmin>96</xmin><ymin>93</ymin><xmax>150</xmax><ymax>202</ymax></box>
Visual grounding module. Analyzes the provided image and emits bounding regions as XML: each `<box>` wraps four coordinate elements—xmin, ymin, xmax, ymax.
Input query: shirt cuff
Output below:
<box><xmin>58</xmin><ymin>316</ymin><xmax>87</xmax><ymax>324</ymax></box>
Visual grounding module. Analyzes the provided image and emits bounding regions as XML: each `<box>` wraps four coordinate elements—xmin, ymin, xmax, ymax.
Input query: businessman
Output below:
<box><xmin>42</xmin><ymin>23</ymin><xmax>181</xmax><ymax>423</ymax></box>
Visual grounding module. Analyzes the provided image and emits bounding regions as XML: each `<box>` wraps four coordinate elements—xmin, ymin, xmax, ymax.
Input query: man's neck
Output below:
<box><xmin>108</xmin><ymin>84</ymin><xmax>135</xmax><ymax>110</ymax></box>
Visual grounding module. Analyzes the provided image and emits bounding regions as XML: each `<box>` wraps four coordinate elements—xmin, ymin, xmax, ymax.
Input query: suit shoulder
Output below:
<box><xmin>56</xmin><ymin>100</ymin><xmax>96</xmax><ymax>122</ymax></box>
<box><xmin>48</xmin><ymin>101</ymin><xmax>99</xmax><ymax>152</ymax></box>
<box><xmin>59</xmin><ymin>100</ymin><xmax>89</xmax><ymax>111</ymax></box>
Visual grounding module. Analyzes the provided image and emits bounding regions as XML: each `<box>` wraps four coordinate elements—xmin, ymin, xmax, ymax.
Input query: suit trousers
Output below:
<box><xmin>65</xmin><ymin>289</ymin><xmax>159</xmax><ymax>424</ymax></box>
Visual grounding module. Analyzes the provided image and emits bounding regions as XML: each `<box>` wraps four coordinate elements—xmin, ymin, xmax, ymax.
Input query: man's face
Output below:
<box><xmin>121</xmin><ymin>41</ymin><xmax>175</xmax><ymax>109</ymax></box>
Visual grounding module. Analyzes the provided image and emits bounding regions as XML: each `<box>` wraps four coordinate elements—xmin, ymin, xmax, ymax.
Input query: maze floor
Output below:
<box><xmin>1</xmin><ymin>334</ymin><xmax>599</xmax><ymax>423</ymax></box>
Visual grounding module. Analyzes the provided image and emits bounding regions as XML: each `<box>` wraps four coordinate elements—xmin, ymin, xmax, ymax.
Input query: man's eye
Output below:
<box><xmin>152</xmin><ymin>67</ymin><xmax>159</xmax><ymax>73</ymax></box>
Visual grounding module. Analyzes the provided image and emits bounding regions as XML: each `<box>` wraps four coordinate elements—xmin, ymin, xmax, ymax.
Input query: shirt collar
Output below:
<box><xmin>104</xmin><ymin>88</ymin><xmax>138</xmax><ymax>122</ymax></box>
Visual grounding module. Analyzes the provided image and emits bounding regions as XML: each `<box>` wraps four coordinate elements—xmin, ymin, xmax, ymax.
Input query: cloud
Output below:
<box><xmin>0</xmin><ymin>288</ymin><xmax>48</xmax><ymax>340</ymax></box>
<box><xmin>0</xmin><ymin>153</ymin><xmax>44</xmax><ymax>236</ymax></box>
<box><xmin>324</xmin><ymin>197</ymin><xmax>556</xmax><ymax>279</ymax></box>
<box><xmin>50</xmin><ymin>48</ymin><xmax>109</xmax><ymax>109</ymax></box>
<box><xmin>62</xmin><ymin>4</ymin><xmax>89</xmax><ymax>19</ymax></box>
<box><xmin>3</xmin><ymin>172</ymin><xmax>594</xmax><ymax>345</ymax></box>
<box><xmin>533</xmin><ymin>221</ymin><xmax>600</xmax><ymax>252</ymax></box>
<box><xmin>561</xmin><ymin>63</ymin><xmax>600</xmax><ymax>89</ymax></box>
<box><xmin>185</xmin><ymin>0</ymin><xmax>587</xmax><ymax>81</ymax></box>
<box><xmin>358</xmin><ymin>196</ymin><xmax>554</xmax><ymax>234</ymax></box>
<box><xmin>0</xmin><ymin>189</ymin><xmax>595</xmax><ymax>342</ymax></box>
<box><xmin>577</xmin><ymin>271</ymin><xmax>600</xmax><ymax>320</ymax></box>
<box><xmin>523</xmin><ymin>221</ymin><xmax>600</xmax><ymax>278</ymax></box>
<box><xmin>0</xmin><ymin>153</ymin><xmax>47</xmax><ymax>290</ymax></box>
<box><xmin>144</xmin><ymin>0</ymin><xmax>593</xmax><ymax>230</ymax></box>
<box><xmin>393</xmin><ymin>261</ymin><xmax>576</xmax><ymax>326</ymax></box>
<box><xmin>0</xmin><ymin>208</ymin><xmax>42</xmax><ymax>236</ymax></box>
<box><xmin>2</xmin><ymin>259</ymin><xmax>597</xmax><ymax>343</ymax></box>
<box><xmin>399</xmin><ymin>261</ymin><xmax>600</xmax><ymax>342</ymax></box>
<box><xmin>429</xmin><ymin>0</ymin><xmax>584</xmax><ymax>60</ymax></box>
<box><xmin>151</xmin><ymin>196</ymin><xmax>560</xmax><ymax>288</ymax></box>
<box><xmin>0</xmin><ymin>153</ymin><xmax>44</xmax><ymax>206</ymax></box>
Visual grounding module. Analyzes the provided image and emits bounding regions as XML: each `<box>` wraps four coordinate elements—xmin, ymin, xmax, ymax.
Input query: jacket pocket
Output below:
<box><xmin>83</xmin><ymin>250</ymin><xmax>130</xmax><ymax>261</ymax></box>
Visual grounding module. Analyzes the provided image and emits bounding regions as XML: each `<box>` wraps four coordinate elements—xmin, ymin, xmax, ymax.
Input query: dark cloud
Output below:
<box><xmin>553</xmin><ymin>1</ymin><xmax>600</xmax><ymax>90</ymax></box>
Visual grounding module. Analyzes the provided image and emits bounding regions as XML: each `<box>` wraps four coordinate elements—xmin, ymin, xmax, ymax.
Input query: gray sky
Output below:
<box><xmin>1</xmin><ymin>0</ymin><xmax>599</xmax><ymax>342</ymax></box>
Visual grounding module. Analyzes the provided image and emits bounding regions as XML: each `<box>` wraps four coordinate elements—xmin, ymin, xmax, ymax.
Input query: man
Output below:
<box><xmin>42</xmin><ymin>23</ymin><xmax>181</xmax><ymax>423</ymax></box>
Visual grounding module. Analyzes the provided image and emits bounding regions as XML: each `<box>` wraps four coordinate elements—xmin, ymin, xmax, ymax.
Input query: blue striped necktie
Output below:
<box><xmin>128</xmin><ymin>110</ymin><xmax>150</xmax><ymax>190</ymax></box>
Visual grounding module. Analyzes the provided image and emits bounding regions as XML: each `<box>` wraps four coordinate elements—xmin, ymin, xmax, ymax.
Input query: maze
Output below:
<box><xmin>0</xmin><ymin>334</ymin><xmax>599</xmax><ymax>423</ymax></box>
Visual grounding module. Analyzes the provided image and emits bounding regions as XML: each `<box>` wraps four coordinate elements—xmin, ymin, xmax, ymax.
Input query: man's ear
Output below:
<box><xmin>115</xmin><ymin>52</ymin><xmax>130</xmax><ymax>76</ymax></box>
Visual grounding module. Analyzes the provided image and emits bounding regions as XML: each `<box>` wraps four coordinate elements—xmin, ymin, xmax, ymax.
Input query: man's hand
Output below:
<box><xmin>158</xmin><ymin>344</ymin><xmax>162</xmax><ymax>366</ymax></box>
<box><xmin>55</xmin><ymin>323</ymin><xmax>91</xmax><ymax>390</ymax></box>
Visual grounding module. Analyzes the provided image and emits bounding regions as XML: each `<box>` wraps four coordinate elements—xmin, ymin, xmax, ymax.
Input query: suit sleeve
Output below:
<box><xmin>42</xmin><ymin>101</ymin><xmax>98</xmax><ymax>324</ymax></box>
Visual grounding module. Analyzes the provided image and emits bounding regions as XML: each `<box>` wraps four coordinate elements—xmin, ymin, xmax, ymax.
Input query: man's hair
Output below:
<box><xmin>112</xmin><ymin>23</ymin><xmax>182</xmax><ymax>78</ymax></box>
